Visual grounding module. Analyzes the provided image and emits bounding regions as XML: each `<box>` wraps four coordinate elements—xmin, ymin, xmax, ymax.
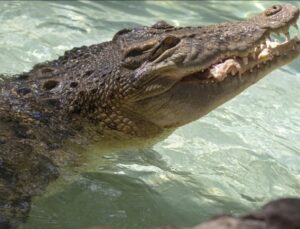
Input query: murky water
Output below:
<box><xmin>1</xmin><ymin>1</ymin><xmax>300</xmax><ymax>229</ymax></box>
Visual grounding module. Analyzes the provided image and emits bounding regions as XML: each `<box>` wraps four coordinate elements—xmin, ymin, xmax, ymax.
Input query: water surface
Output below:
<box><xmin>0</xmin><ymin>1</ymin><xmax>300</xmax><ymax>229</ymax></box>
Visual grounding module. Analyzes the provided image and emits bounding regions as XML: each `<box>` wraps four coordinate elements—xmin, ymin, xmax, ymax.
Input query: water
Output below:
<box><xmin>1</xmin><ymin>1</ymin><xmax>300</xmax><ymax>229</ymax></box>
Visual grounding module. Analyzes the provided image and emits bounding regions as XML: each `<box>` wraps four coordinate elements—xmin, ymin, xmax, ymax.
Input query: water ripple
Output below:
<box><xmin>0</xmin><ymin>1</ymin><xmax>299</xmax><ymax>229</ymax></box>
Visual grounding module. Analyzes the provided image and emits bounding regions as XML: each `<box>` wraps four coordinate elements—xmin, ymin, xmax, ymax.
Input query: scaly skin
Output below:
<box><xmin>0</xmin><ymin>4</ymin><xmax>300</xmax><ymax>228</ymax></box>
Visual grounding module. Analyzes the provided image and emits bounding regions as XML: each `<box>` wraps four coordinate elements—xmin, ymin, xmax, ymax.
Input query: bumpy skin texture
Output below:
<box><xmin>0</xmin><ymin>4</ymin><xmax>300</xmax><ymax>228</ymax></box>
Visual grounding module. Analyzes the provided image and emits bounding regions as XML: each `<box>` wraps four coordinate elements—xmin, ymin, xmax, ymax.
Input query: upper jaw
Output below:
<box><xmin>172</xmin><ymin>8</ymin><xmax>300</xmax><ymax>84</ymax></box>
<box><xmin>142</xmin><ymin>30</ymin><xmax>300</xmax><ymax>88</ymax></box>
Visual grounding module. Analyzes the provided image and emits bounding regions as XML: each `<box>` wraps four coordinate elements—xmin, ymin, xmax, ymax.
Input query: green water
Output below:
<box><xmin>1</xmin><ymin>1</ymin><xmax>300</xmax><ymax>229</ymax></box>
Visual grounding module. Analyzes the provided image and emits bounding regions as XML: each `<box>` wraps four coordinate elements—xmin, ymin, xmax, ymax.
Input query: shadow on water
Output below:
<box><xmin>25</xmin><ymin>148</ymin><xmax>253</xmax><ymax>229</ymax></box>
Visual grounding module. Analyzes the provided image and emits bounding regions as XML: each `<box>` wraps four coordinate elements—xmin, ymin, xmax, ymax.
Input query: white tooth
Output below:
<box><xmin>293</xmin><ymin>45</ymin><xmax>296</xmax><ymax>51</ymax></box>
<box><xmin>243</xmin><ymin>56</ymin><xmax>248</xmax><ymax>65</ymax></box>
<box><xmin>250</xmin><ymin>68</ymin><xmax>253</xmax><ymax>73</ymax></box>
<box><xmin>293</xmin><ymin>24</ymin><xmax>299</xmax><ymax>30</ymax></box>
<box><xmin>260</xmin><ymin>44</ymin><xmax>265</xmax><ymax>49</ymax></box>
<box><xmin>268</xmin><ymin>40</ymin><xmax>280</xmax><ymax>49</ymax></box>
<box><xmin>266</xmin><ymin>38</ymin><xmax>272</xmax><ymax>47</ymax></box>
<box><xmin>258</xmin><ymin>48</ymin><xmax>271</xmax><ymax>61</ymax></box>
<box><xmin>252</xmin><ymin>52</ymin><xmax>256</xmax><ymax>59</ymax></box>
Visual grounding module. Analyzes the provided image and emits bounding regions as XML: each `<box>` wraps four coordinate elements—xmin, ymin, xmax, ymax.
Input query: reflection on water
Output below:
<box><xmin>1</xmin><ymin>1</ymin><xmax>300</xmax><ymax>229</ymax></box>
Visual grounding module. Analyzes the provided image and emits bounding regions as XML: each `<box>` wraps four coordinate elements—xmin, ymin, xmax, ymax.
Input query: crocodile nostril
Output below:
<box><xmin>265</xmin><ymin>5</ymin><xmax>282</xmax><ymax>16</ymax></box>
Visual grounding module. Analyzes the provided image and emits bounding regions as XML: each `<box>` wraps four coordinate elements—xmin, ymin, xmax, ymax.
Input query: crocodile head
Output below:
<box><xmin>112</xmin><ymin>4</ymin><xmax>300</xmax><ymax>133</ymax></box>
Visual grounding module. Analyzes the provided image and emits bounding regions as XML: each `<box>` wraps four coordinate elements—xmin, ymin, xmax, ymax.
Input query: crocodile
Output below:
<box><xmin>0</xmin><ymin>4</ymin><xmax>300</xmax><ymax>228</ymax></box>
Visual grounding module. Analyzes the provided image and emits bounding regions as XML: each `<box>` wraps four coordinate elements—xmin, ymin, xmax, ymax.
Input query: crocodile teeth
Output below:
<box><xmin>258</xmin><ymin>48</ymin><xmax>271</xmax><ymax>61</ymax></box>
<box><xmin>203</xmin><ymin>21</ymin><xmax>299</xmax><ymax>84</ymax></box>
<box><xmin>266</xmin><ymin>39</ymin><xmax>281</xmax><ymax>49</ymax></box>
<box><xmin>266</xmin><ymin>39</ymin><xmax>272</xmax><ymax>47</ymax></box>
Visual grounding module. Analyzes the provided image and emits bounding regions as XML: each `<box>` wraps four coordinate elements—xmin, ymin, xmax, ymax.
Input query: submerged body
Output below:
<box><xmin>0</xmin><ymin>4</ymin><xmax>300</xmax><ymax>228</ymax></box>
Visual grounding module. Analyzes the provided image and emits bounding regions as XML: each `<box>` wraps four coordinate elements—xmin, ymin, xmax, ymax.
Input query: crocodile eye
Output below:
<box><xmin>124</xmin><ymin>48</ymin><xmax>144</xmax><ymax>58</ymax></box>
<box><xmin>122</xmin><ymin>41</ymin><xmax>157</xmax><ymax>69</ymax></box>
<box><xmin>265</xmin><ymin>5</ymin><xmax>282</xmax><ymax>16</ymax></box>
<box><xmin>124</xmin><ymin>43</ymin><xmax>155</xmax><ymax>58</ymax></box>
<box><xmin>149</xmin><ymin>35</ymin><xmax>181</xmax><ymax>61</ymax></box>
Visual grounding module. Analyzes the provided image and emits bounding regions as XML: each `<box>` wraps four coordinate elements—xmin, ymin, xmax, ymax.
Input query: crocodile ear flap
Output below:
<box><xmin>149</xmin><ymin>35</ymin><xmax>180</xmax><ymax>61</ymax></box>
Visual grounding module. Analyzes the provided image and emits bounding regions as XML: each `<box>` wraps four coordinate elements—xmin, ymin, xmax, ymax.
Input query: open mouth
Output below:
<box><xmin>183</xmin><ymin>20</ymin><xmax>300</xmax><ymax>84</ymax></box>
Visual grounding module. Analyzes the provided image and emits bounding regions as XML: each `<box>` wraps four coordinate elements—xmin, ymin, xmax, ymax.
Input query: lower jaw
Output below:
<box><xmin>173</xmin><ymin>43</ymin><xmax>300</xmax><ymax>120</ymax></box>
<box><xmin>205</xmin><ymin>44</ymin><xmax>300</xmax><ymax>101</ymax></box>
